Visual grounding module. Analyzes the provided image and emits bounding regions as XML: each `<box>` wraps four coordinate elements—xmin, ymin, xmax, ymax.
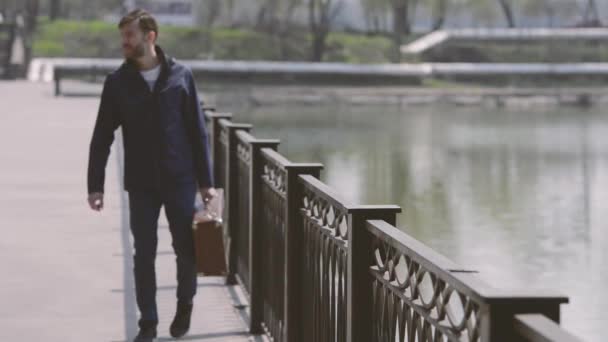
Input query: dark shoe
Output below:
<box><xmin>133</xmin><ymin>326</ymin><xmax>157</xmax><ymax>342</ymax></box>
<box><xmin>170</xmin><ymin>302</ymin><xmax>193</xmax><ymax>338</ymax></box>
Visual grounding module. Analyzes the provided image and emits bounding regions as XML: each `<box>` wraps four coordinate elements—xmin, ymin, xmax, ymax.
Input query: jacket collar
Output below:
<box><xmin>124</xmin><ymin>45</ymin><xmax>172</xmax><ymax>70</ymax></box>
<box><xmin>122</xmin><ymin>45</ymin><xmax>173</xmax><ymax>91</ymax></box>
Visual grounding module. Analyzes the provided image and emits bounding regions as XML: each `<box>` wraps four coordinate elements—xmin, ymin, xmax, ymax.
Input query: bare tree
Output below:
<box><xmin>431</xmin><ymin>0</ymin><xmax>448</xmax><ymax>30</ymax></box>
<box><xmin>362</xmin><ymin>0</ymin><xmax>391</xmax><ymax>32</ymax></box>
<box><xmin>256</xmin><ymin>0</ymin><xmax>300</xmax><ymax>29</ymax></box>
<box><xmin>205</xmin><ymin>0</ymin><xmax>222</xmax><ymax>28</ymax></box>
<box><xmin>582</xmin><ymin>0</ymin><xmax>601</xmax><ymax>26</ymax></box>
<box><xmin>49</xmin><ymin>0</ymin><xmax>61</xmax><ymax>21</ymax></box>
<box><xmin>256</xmin><ymin>0</ymin><xmax>278</xmax><ymax>28</ymax></box>
<box><xmin>392</xmin><ymin>0</ymin><xmax>411</xmax><ymax>36</ymax></box>
<box><xmin>225</xmin><ymin>0</ymin><xmax>236</xmax><ymax>26</ymax></box>
<box><xmin>496</xmin><ymin>0</ymin><xmax>516</xmax><ymax>27</ymax></box>
<box><xmin>252</xmin><ymin>0</ymin><xmax>302</xmax><ymax>58</ymax></box>
<box><xmin>522</xmin><ymin>0</ymin><xmax>580</xmax><ymax>27</ymax></box>
<box><xmin>0</xmin><ymin>0</ymin><xmax>19</xmax><ymax>22</ymax></box>
<box><xmin>3</xmin><ymin>0</ymin><xmax>41</xmax><ymax>75</ymax></box>
<box><xmin>390</xmin><ymin>0</ymin><xmax>412</xmax><ymax>62</ymax></box>
<box><xmin>277</xmin><ymin>0</ymin><xmax>302</xmax><ymax>59</ymax></box>
<box><xmin>23</xmin><ymin>0</ymin><xmax>39</xmax><ymax>30</ymax></box>
<box><xmin>309</xmin><ymin>0</ymin><xmax>343</xmax><ymax>61</ymax></box>
<box><xmin>193</xmin><ymin>0</ymin><xmax>222</xmax><ymax>56</ymax></box>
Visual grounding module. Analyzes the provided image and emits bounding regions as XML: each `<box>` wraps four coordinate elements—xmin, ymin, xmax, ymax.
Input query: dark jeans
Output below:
<box><xmin>128</xmin><ymin>183</ymin><xmax>197</xmax><ymax>328</ymax></box>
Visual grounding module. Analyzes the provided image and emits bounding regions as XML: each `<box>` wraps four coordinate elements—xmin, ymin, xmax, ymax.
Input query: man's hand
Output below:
<box><xmin>200</xmin><ymin>187</ymin><xmax>218</xmax><ymax>203</ymax></box>
<box><xmin>88</xmin><ymin>192</ymin><xmax>104</xmax><ymax>211</ymax></box>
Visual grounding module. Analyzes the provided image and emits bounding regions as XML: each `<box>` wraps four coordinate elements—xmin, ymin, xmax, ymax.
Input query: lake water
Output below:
<box><xmin>221</xmin><ymin>101</ymin><xmax>607</xmax><ymax>341</ymax></box>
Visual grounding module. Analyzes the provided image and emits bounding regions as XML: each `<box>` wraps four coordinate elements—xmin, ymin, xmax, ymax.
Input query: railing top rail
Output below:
<box><xmin>298</xmin><ymin>175</ymin><xmax>400</xmax><ymax>216</ymax></box>
<box><xmin>218</xmin><ymin>118</ymin><xmax>252</xmax><ymax>130</ymax></box>
<box><xmin>260</xmin><ymin>147</ymin><xmax>292</xmax><ymax>170</ymax></box>
<box><xmin>367</xmin><ymin>219</ymin><xmax>466</xmax><ymax>271</ymax></box>
<box><xmin>235</xmin><ymin>130</ymin><xmax>280</xmax><ymax>146</ymax></box>
<box><xmin>200</xmin><ymin>103</ymin><xmax>215</xmax><ymax>111</ymax></box>
<box><xmin>514</xmin><ymin>314</ymin><xmax>583</xmax><ymax>342</ymax></box>
<box><xmin>205</xmin><ymin>111</ymin><xmax>233</xmax><ymax>120</ymax></box>
<box><xmin>235</xmin><ymin>130</ymin><xmax>255</xmax><ymax>144</ymax></box>
<box><xmin>367</xmin><ymin>219</ymin><xmax>490</xmax><ymax>303</ymax></box>
<box><xmin>299</xmin><ymin>174</ymin><xmax>352</xmax><ymax>214</ymax></box>
<box><xmin>367</xmin><ymin>219</ymin><xmax>569</xmax><ymax>305</ymax></box>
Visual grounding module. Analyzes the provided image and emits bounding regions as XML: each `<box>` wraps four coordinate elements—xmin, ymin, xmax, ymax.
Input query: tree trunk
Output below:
<box><xmin>49</xmin><ymin>0</ymin><xmax>61</xmax><ymax>21</ymax></box>
<box><xmin>391</xmin><ymin>0</ymin><xmax>410</xmax><ymax>63</ymax></box>
<box><xmin>496</xmin><ymin>0</ymin><xmax>516</xmax><ymax>28</ymax></box>
<box><xmin>431</xmin><ymin>0</ymin><xmax>447</xmax><ymax>31</ymax></box>
<box><xmin>309</xmin><ymin>0</ymin><xmax>325</xmax><ymax>62</ymax></box>
<box><xmin>311</xmin><ymin>32</ymin><xmax>326</xmax><ymax>62</ymax></box>
<box><xmin>583</xmin><ymin>0</ymin><xmax>600</xmax><ymax>23</ymax></box>
<box><xmin>257</xmin><ymin>0</ymin><xmax>279</xmax><ymax>29</ymax></box>
<box><xmin>308</xmin><ymin>0</ymin><xmax>340</xmax><ymax>62</ymax></box>
<box><xmin>256</xmin><ymin>5</ymin><xmax>268</xmax><ymax>28</ymax></box>
<box><xmin>392</xmin><ymin>0</ymin><xmax>410</xmax><ymax>36</ymax></box>
<box><xmin>278</xmin><ymin>1</ymin><xmax>298</xmax><ymax>60</ymax></box>
<box><xmin>545</xmin><ymin>5</ymin><xmax>555</xmax><ymax>28</ymax></box>
<box><xmin>15</xmin><ymin>0</ymin><xmax>39</xmax><ymax>78</ymax></box>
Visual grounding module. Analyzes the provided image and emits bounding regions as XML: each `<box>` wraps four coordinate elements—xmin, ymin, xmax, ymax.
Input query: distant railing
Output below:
<box><xmin>202</xmin><ymin>107</ymin><xmax>583</xmax><ymax>342</ymax></box>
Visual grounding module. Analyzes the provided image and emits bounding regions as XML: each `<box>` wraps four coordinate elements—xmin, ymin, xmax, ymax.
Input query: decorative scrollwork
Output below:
<box><xmin>260</xmin><ymin>156</ymin><xmax>287</xmax><ymax>341</ymax></box>
<box><xmin>236</xmin><ymin>141</ymin><xmax>251</xmax><ymax>292</ymax></box>
<box><xmin>236</xmin><ymin>139</ymin><xmax>251</xmax><ymax>165</ymax></box>
<box><xmin>298</xmin><ymin>178</ymin><xmax>350</xmax><ymax>342</ymax></box>
<box><xmin>301</xmin><ymin>186</ymin><xmax>349</xmax><ymax>241</ymax></box>
<box><xmin>261</xmin><ymin>160</ymin><xmax>287</xmax><ymax>197</ymax></box>
<box><xmin>371</xmin><ymin>239</ymin><xmax>481</xmax><ymax>342</ymax></box>
<box><xmin>219</xmin><ymin>126</ymin><xmax>228</xmax><ymax>147</ymax></box>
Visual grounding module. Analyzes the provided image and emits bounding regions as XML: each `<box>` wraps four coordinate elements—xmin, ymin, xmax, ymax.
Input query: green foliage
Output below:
<box><xmin>33</xmin><ymin>19</ymin><xmax>120</xmax><ymax>57</ymax></box>
<box><xmin>325</xmin><ymin>32</ymin><xmax>393</xmax><ymax>63</ymax></box>
<box><xmin>211</xmin><ymin>29</ymin><xmax>281</xmax><ymax>60</ymax></box>
<box><xmin>427</xmin><ymin>41</ymin><xmax>608</xmax><ymax>63</ymax></box>
<box><xmin>32</xmin><ymin>19</ymin><xmax>395</xmax><ymax>63</ymax></box>
<box><xmin>32</xmin><ymin>39</ymin><xmax>65</xmax><ymax>56</ymax></box>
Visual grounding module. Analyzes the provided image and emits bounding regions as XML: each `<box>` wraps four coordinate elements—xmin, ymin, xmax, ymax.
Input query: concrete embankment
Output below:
<box><xmin>51</xmin><ymin>79</ymin><xmax>608</xmax><ymax>109</ymax></box>
<box><xmin>202</xmin><ymin>84</ymin><xmax>608</xmax><ymax>109</ymax></box>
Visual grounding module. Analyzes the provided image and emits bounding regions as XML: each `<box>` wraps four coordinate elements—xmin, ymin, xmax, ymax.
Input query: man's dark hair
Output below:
<box><xmin>118</xmin><ymin>9</ymin><xmax>159</xmax><ymax>39</ymax></box>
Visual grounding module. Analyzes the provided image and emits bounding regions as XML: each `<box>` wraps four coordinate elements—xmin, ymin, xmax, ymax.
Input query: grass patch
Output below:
<box><xmin>33</xmin><ymin>19</ymin><xmax>395</xmax><ymax>63</ymax></box>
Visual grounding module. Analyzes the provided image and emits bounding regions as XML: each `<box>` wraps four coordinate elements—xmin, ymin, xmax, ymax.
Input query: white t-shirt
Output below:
<box><xmin>140</xmin><ymin>64</ymin><xmax>161</xmax><ymax>91</ymax></box>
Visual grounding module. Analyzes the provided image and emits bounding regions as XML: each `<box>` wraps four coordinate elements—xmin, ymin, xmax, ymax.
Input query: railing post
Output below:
<box><xmin>225</xmin><ymin>122</ymin><xmax>253</xmax><ymax>285</ymax></box>
<box><xmin>346</xmin><ymin>206</ymin><xmax>401</xmax><ymax>342</ymax></box>
<box><xmin>249</xmin><ymin>138</ymin><xmax>281</xmax><ymax>334</ymax></box>
<box><xmin>205</xmin><ymin>111</ymin><xmax>232</xmax><ymax>185</ymax></box>
<box><xmin>284</xmin><ymin>163</ymin><xmax>324</xmax><ymax>342</ymax></box>
<box><xmin>478</xmin><ymin>290</ymin><xmax>568</xmax><ymax>342</ymax></box>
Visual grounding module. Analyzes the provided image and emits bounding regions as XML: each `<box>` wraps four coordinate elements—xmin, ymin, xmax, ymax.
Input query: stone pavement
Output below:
<box><xmin>0</xmin><ymin>81</ymin><xmax>262</xmax><ymax>341</ymax></box>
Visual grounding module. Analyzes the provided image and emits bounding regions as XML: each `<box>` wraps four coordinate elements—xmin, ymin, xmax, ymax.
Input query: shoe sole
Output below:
<box><xmin>170</xmin><ymin>328</ymin><xmax>189</xmax><ymax>338</ymax></box>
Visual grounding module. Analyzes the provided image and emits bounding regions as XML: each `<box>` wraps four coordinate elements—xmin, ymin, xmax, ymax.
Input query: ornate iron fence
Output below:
<box><xmin>203</xmin><ymin>107</ymin><xmax>582</xmax><ymax>342</ymax></box>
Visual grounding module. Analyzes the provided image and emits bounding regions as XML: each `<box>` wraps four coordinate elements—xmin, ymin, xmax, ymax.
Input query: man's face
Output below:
<box><xmin>120</xmin><ymin>20</ymin><xmax>149</xmax><ymax>60</ymax></box>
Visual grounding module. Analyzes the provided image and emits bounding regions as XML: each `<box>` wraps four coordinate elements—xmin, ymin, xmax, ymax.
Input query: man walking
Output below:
<box><xmin>87</xmin><ymin>9</ymin><xmax>215</xmax><ymax>341</ymax></box>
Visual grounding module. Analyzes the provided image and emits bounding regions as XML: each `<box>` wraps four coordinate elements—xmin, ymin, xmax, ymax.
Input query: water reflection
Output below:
<box><xmin>225</xmin><ymin>102</ymin><xmax>607</xmax><ymax>341</ymax></box>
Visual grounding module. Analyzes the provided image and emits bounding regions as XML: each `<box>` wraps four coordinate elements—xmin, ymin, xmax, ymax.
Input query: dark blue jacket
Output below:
<box><xmin>87</xmin><ymin>46</ymin><xmax>213</xmax><ymax>194</ymax></box>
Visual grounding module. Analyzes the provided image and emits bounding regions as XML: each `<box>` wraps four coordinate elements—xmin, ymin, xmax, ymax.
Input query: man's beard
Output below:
<box><xmin>124</xmin><ymin>42</ymin><xmax>145</xmax><ymax>60</ymax></box>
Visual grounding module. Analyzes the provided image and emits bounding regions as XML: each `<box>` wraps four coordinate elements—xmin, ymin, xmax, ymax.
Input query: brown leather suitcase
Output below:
<box><xmin>192</xmin><ymin>190</ymin><xmax>227</xmax><ymax>276</ymax></box>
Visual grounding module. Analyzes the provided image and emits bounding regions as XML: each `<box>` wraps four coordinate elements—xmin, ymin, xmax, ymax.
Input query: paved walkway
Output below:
<box><xmin>0</xmin><ymin>81</ymin><xmax>261</xmax><ymax>341</ymax></box>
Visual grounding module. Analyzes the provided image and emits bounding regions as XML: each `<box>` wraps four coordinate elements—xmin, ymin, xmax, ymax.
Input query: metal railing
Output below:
<box><xmin>202</xmin><ymin>107</ymin><xmax>583</xmax><ymax>342</ymax></box>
